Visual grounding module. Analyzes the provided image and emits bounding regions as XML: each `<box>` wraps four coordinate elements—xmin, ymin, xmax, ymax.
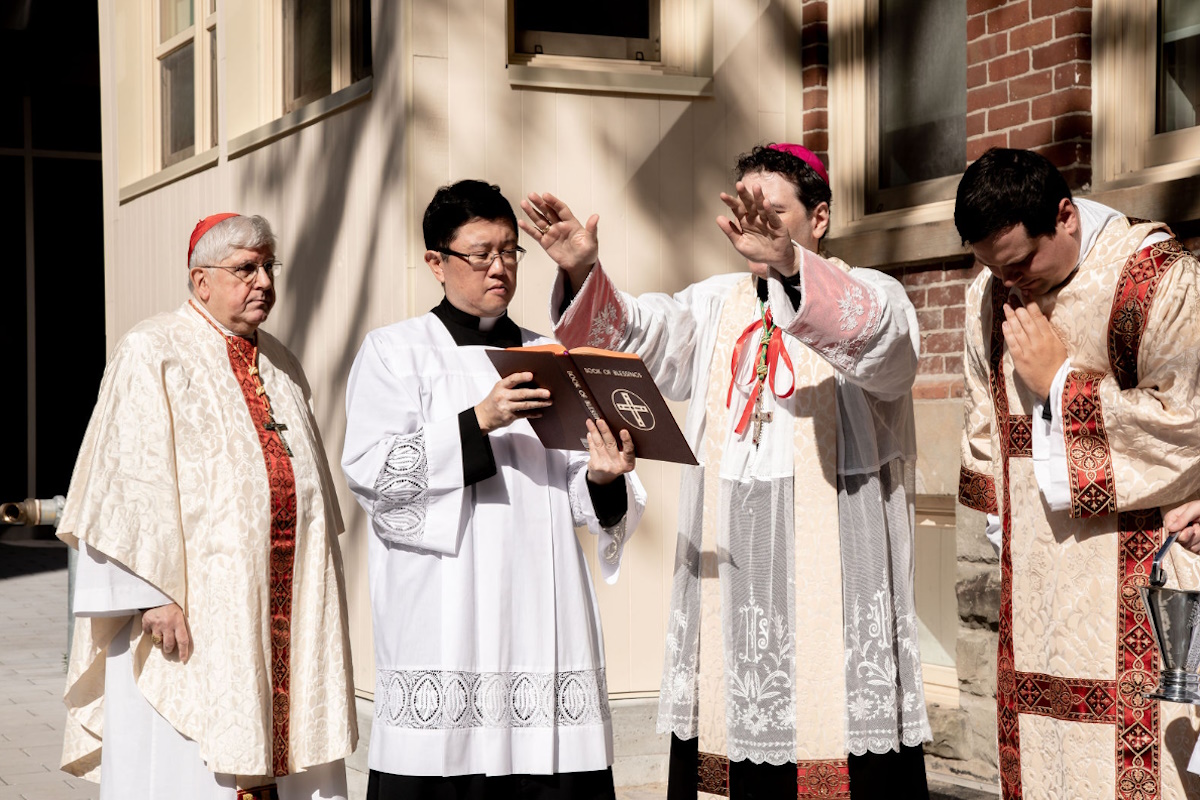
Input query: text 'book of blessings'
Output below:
<box><xmin>486</xmin><ymin>344</ymin><xmax>698</xmax><ymax>465</ymax></box>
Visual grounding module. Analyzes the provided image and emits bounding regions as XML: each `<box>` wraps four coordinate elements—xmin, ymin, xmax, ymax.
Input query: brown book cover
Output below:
<box><xmin>486</xmin><ymin>344</ymin><xmax>699</xmax><ymax>465</ymax></box>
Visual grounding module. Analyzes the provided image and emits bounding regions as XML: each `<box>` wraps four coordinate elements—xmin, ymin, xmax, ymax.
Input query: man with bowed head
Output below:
<box><xmin>342</xmin><ymin>179</ymin><xmax>645</xmax><ymax>800</ymax></box>
<box><xmin>524</xmin><ymin>144</ymin><xmax>931</xmax><ymax>799</ymax></box>
<box><xmin>59</xmin><ymin>213</ymin><xmax>357</xmax><ymax>799</ymax></box>
<box><xmin>955</xmin><ymin>147</ymin><xmax>1200</xmax><ymax>797</ymax></box>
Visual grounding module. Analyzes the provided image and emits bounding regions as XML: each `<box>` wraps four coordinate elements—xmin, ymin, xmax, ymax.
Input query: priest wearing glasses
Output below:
<box><xmin>58</xmin><ymin>213</ymin><xmax>357</xmax><ymax>799</ymax></box>
<box><xmin>342</xmin><ymin>179</ymin><xmax>645</xmax><ymax>800</ymax></box>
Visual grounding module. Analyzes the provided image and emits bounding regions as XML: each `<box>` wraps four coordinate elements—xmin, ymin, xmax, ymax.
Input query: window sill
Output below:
<box><xmin>227</xmin><ymin>76</ymin><xmax>373</xmax><ymax>159</ymax></box>
<box><xmin>119</xmin><ymin>147</ymin><xmax>219</xmax><ymax>204</ymax></box>
<box><xmin>826</xmin><ymin>199</ymin><xmax>966</xmax><ymax>270</ymax></box>
<box><xmin>507</xmin><ymin>63</ymin><xmax>712</xmax><ymax>97</ymax></box>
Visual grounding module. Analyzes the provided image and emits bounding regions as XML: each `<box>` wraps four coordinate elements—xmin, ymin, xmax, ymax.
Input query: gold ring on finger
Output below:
<box><xmin>539</xmin><ymin>225</ymin><xmax>550</xmax><ymax>235</ymax></box>
<box><xmin>151</xmin><ymin>633</ymin><xmax>163</xmax><ymax>647</ymax></box>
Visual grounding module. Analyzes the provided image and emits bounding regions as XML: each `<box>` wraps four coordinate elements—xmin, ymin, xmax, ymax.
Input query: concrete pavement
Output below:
<box><xmin>0</xmin><ymin>529</ymin><xmax>97</xmax><ymax>800</ymax></box>
<box><xmin>0</xmin><ymin>529</ymin><xmax>989</xmax><ymax>800</ymax></box>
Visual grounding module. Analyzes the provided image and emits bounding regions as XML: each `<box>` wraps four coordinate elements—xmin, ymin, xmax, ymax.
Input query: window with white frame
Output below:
<box><xmin>829</xmin><ymin>0</ymin><xmax>967</xmax><ymax>225</ymax></box>
<box><xmin>512</xmin><ymin>0</ymin><xmax>660</xmax><ymax>62</ymax></box>
<box><xmin>1095</xmin><ymin>0</ymin><xmax>1200</xmax><ymax>186</ymax></box>
<box><xmin>155</xmin><ymin>0</ymin><xmax>216</xmax><ymax>168</ymax></box>
<box><xmin>1156</xmin><ymin>0</ymin><xmax>1198</xmax><ymax>135</ymax></box>
<box><xmin>282</xmin><ymin>0</ymin><xmax>372</xmax><ymax>115</ymax></box>
<box><xmin>505</xmin><ymin>0</ymin><xmax>710</xmax><ymax>96</ymax></box>
<box><xmin>870</xmin><ymin>0</ymin><xmax>966</xmax><ymax>213</ymax></box>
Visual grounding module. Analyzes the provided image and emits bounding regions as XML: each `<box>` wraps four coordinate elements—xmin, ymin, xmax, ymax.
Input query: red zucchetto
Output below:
<box><xmin>187</xmin><ymin>213</ymin><xmax>240</xmax><ymax>266</ymax></box>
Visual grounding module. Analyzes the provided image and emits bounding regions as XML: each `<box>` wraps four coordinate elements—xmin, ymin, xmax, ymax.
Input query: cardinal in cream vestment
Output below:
<box><xmin>58</xmin><ymin>214</ymin><xmax>356</xmax><ymax>800</ymax></box>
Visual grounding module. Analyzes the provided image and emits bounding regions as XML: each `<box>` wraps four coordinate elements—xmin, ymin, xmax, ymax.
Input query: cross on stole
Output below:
<box><xmin>614</xmin><ymin>390</ymin><xmax>651</xmax><ymax>428</ymax></box>
<box><xmin>264</xmin><ymin>417</ymin><xmax>294</xmax><ymax>457</ymax></box>
<box><xmin>750</xmin><ymin>394</ymin><xmax>772</xmax><ymax>447</ymax></box>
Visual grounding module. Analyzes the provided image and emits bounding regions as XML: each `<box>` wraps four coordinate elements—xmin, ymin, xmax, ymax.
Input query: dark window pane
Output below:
<box><xmin>162</xmin><ymin>41</ymin><xmax>195</xmax><ymax>167</ymax></box>
<box><xmin>351</xmin><ymin>0</ymin><xmax>372</xmax><ymax>83</ymax></box>
<box><xmin>515</xmin><ymin>0</ymin><xmax>650</xmax><ymax>39</ymax></box>
<box><xmin>32</xmin><ymin>158</ymin><xmax>105</xmax><ymax>497</ymax></box>
<box><xmin>0</xmin><ymin>156</ymin><xmax>27</xmax><ymax>500</ymax></box>
<box><xmin>1158</xmin><ymin>0</ymin><xmax>1200</xmax><ymax>133</ymax></box>
<box><xmin>32</xmin><ymin>87</ymin><xmax>101</xmax><ymax>152</ymax></box>
<box><xmin>877</xmin><ymin>0</ymin><xmax>966</xmax><ymax>191</ymax></box>
<box><xmin>0</xmin><ymin>96</ymin><xmax>22</xmax><ymax>149</ymax></box>
<box><xmin>288</xmin><ymin>0</ymin><xmax>331</xmax><ymax>110</ymax></box>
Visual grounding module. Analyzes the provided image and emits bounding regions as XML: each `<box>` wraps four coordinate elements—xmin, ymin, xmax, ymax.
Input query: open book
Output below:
<box><xmin>486</xmin><ymin>344</ymin><xmax>698</xmax><ymax>465</ymax></box>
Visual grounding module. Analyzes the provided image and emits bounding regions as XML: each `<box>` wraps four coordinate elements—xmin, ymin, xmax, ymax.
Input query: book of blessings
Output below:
<box><xmin>486</xmin><ymin>345</ymin><xmax>698</xmax><ymax>465</ymax></box>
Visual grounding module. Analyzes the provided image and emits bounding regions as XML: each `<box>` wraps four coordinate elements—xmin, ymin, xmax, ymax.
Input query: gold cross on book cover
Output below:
<box><xmin>486</xmin><ymin>344</ymin><xmax>698</xmax><ymax>465</ymax></box>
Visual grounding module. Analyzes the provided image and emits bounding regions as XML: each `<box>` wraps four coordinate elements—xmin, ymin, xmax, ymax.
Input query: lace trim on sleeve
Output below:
<box><xmin>567</xmin><ymin>458</ymin><xmax>626</xmax><ymax>565</ymax></box>
<box><xmin>372</xmin><ymin>432</ymin><xmax>430</xmax><ymax>544</ymax></box>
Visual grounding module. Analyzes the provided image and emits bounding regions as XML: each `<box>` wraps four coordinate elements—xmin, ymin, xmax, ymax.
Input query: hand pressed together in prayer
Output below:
<box><xmin>1165</xmin><ymin>501</ymin><xmax>1200</xmax><ymax>554</ymax></box>
<box><xmin>717</xmin><ymin>181</ymin><xmax>798</xmax><ymax>275</ymax></box>
<box><xmin>475</xmin><ymin>372</ymin><xmax>553</xmax><ymax>434</ymax></box>
<box><xmin>1001</xmin><ymin>301</ymin><xmax>1067</xmax><ymax>399</ymax></box>
<box><xmin>141</xmin><ymin>602</ymin><xmax>192</xmax><ymax>662</ymax></box>
<box><xmin>519</xmin><ymin>192</ymin><xmax>599</xmax><ymax>282</ymax></box>
<box><xmin>585</xmin><ymin>418</ymin><xmax>635</xmax><ymax>486</ymax></box>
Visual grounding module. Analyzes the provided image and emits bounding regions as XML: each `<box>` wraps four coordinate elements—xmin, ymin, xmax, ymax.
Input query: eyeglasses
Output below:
<box><xmin>439</xmin><ymin>247</ymin><xmax>526</xmax><ymax>270</ymax></box>
<box><xmin>201</xmin><ymin>260</ymin><xmax>282</xmax><ymax>283</ymax></box>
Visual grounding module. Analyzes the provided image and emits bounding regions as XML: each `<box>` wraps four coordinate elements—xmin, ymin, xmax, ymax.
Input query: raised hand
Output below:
<box><xmin>585</xmin><ymin>418</ymin><xmax>635</xmax><ymax>485</ymax></box>
<box><xmin>142</xmin><ymin>602</ymin><xmax>192</xmax><ymax>662</ymax></box>
<box><xmin>475</xmin><ymin>372</ymin><xmax>553</xmax><ymax>434</ymax></box>
<box><xmin>716</xmin><ymin>181</ymin><xmax>797</xmax><ymax>275</ymax></box>
<box><xmin>519</xmin><ymin>192</ymin><xmax>600</xmax><ymax>279</ymax></box>
<box><xmin>1001</xmin><ymin>302</ymin><xmax>1068</xmax><ymax>399</ymax></box>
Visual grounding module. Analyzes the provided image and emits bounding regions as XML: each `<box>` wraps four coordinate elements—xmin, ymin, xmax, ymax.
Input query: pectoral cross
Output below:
<box><xmin>750</xmin><ymin>394</ymin><xmax>772</xmax><ymax>447</ymax></box>
<box><xmin>264</xmin><ymin>417</ymin><xmax>294</xmax><ymax>457</ymax></box>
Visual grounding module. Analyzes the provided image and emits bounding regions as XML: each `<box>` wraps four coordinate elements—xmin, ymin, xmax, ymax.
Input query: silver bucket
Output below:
<box><xmin>1140</xmin><ymin>585</ymin><xmax>1200</xmax><ymax>704</ymax></box>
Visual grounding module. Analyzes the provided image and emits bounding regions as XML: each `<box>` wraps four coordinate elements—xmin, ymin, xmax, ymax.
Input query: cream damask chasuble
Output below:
<box><xmin>959</xmin><ymin>205</ymin><xmax>1200</xmax><ymax>800</ymax></box>
<box><xmin>58</xmin><ymin>302</ymin><xmax>356</xmax><ymax>781</ymax></box>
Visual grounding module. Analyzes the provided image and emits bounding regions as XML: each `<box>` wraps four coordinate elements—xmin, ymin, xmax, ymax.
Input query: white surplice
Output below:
<box><xmin>550</xmin><ymin>246</ymin><xmax>930</xmax><ymax>765</ymax></box>
<box><xmin>341</xmin><ymin>312</ymin><xmax>646</xmax><ymax>778</ymax></box>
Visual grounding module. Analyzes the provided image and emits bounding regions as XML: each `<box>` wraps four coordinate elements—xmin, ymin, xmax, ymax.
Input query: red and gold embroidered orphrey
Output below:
<box><xmin>1106</xmin><ymin>238</ymin><xmax>1189</xmax><ymax>390</ymax></box>
<box><xmin>957</xmin><ymin>466</ymin><xmax>997</xmax><ymax>514</ymax></box>
<box><xmin>986</xmin><ymin>279</ymin><xmax>1023</xmax><ymax>800</ymax></box>
<box><xmin>695</xmin><ymin>752</ymin><xmax>850</xmax><ymax>799</ymax></box>
<box><xmin>193</xmin><ymin>303</ymin><xmax>298</xmax><ymax>777</ymax></box>
<box><xmin>1062</xmin><ymin>371</ymin><xmax>1116</xmax><ymax>519</ymax></box>
<box><xmin>987</xmin><ymin>236</ymin><xmax>1180</xmax><ymax>800</ymax></box>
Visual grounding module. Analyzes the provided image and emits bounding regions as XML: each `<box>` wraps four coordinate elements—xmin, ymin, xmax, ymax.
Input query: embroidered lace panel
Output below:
<box><xmin>796</xmin><ymin>279</ymin><xmax>884</xmax><ymax>373</ymax></box>
<box><xmin>372</xmin><ymin>432</ymin><xmax>430</xmax><ymax>544</ymax></box>
<box><xmin>375</xmin><ymin>668</ymin><xmax>611</xmax><ymax>730</ymax></box>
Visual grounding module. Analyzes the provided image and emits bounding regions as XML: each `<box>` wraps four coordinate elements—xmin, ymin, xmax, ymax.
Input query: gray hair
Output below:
<box><xmin>188</xmin><ymin>215</ymin><xmax>277</xmax><ymax>290</ymax></box>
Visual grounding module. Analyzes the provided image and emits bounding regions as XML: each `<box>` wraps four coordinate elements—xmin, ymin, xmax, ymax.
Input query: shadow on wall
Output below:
<box><xmin>237</xmin><ymin>1</ymin><xmax>401</xmax><ymax>387</ymax></box>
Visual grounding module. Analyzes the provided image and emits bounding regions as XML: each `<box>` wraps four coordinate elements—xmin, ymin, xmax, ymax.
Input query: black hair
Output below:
<box><xmin>954</xmin><ymin>148</ymin><xmax>1072</xmax><ymax>245</ymax></box>
<box><xmin>422</xmin><ymin>180</ymin><xmax>518</xmax><ymax>252</ymax></box>
<box><xmin>734</xmin><ymin>144</ymin><xmax>832</xmax><ymax>224</ymax></box>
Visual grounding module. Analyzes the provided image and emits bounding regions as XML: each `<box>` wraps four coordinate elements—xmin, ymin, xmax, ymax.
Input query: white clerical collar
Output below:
<box><xmin>1073</xmin><ymin>197</ymin><xmax>1122</xmax><ymax>270</ymax></box>
<box><xmin>477</xmin><ymin>314</ymin><xmax>502</xmax><ymax>331</ymax></box>
<box><xmin>188</xmin><ymin>298</ymin><xmax>253</xmax><ymax>341</ymax></box>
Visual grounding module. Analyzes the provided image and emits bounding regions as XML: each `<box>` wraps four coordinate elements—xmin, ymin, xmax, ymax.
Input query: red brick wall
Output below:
<box><xmin>801</xmin><ymin>0</ymin><xmax>829</xmax><ymax>159</ymax></box>
<box><xmin>967</xmin><ymin>0</ymin><xmax>1093</xmax><ymax>188</ymax></box>
<box><xmin>897</xmin><ymin>258</ymin><xmax>985</xmax><ymax>399</ymax></box>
